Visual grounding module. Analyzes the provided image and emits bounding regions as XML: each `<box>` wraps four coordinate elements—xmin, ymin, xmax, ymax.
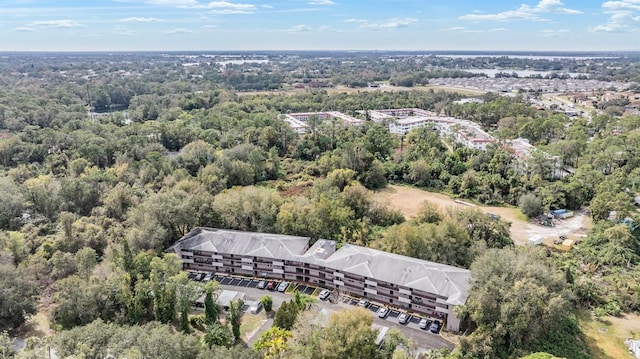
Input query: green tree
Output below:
<box><xmin>0</xmin><ymin>264</ymin><xmax>37</xmax><ymax>331</ymax></box>
<box><xmin>519</xmin><ymin>193</ymin><xmax>543</xmax><ymax>218</ymax></box>
<box><xmin>203</xmin><ymin>323</ymin><xmax>233</xmax><ymax>348</ymax></box>
<box><xmin>288</xmin><ymin>308</ymin><xmax>380</xmax><ymax>359</ymax></box>
<box><xmin>228</xmin><ymin>299</ymin><xmax>244</xmax><ymax>341</ymax></box>
<box><xmin>274</xmin><ymin>301</ymin><xmax>299</xmax><ymax>330</ymax></box>
<box><xmin>205</xmin><ymin>282</ymin><xmax>220</xmax><ymax>324</ymax></box>
<box><xmin>252</xmin><ymin>326</ymin><xmax>292</xmax><ymax>359</ymax></box>
<box><xmin>0</xmin><ymin>330</ymin><xmax>16</xmax><ymax>359</ymax></box>
<box><xmin>458</xmin><ymin>248</ymin><xmax>581</xmax><ymax>359</ymax></box>
<box><xmin>413</xmin><ymin>201</ymin><xmax>443</xmax><ymax>224</ymax></box>
<box><xmin>260</xmin><ymin>295</ymin><xmax>274</xmax><ymax>313</ymax></box>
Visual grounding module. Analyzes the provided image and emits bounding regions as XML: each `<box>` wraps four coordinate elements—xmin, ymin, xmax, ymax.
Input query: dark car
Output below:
<box><xmin>266</xmin><ymin>281</ymin><xmax>276</xmax><ymax>290</ymax></box>
<box><xmin>419</xmin><ymin>318</ymin><xmax>432</xmax><ymax>330</ymax></box>
<box><xmin>430</xmin><ymin>320</ymin><xmax>441</xmax><ymax>333</ymax></box>
<box><xmin>398</xmin><ymin>313</ymin><xmax>410</xmax><ymax>324</ymax></box>
<box><xmin>319</xmin><ymin>289</ymin><xmax>331</xmax><ymax>300</ymax></box>
<box><xmin>257</xmin><ymin>280</ymin><xmax>267</xmax><ymax>289</ymax></box>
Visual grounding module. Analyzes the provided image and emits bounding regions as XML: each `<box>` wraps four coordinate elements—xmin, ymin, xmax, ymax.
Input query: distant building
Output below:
<box><xmin>281</xmin><ymin>111</ymin><xmax>363</xmax><ymax>134</ymax></box>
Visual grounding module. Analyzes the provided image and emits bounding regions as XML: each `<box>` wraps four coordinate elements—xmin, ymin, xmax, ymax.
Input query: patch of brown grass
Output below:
<box><xmin>579</xmin><ymin>311</ymin><xmax>640</xmax><ymax>359</ymax></box>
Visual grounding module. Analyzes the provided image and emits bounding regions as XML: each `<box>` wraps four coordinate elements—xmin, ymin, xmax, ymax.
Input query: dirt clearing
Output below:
<box><xmin>376</xmin><ymin>185</ymin><xmax>591</xmax><ymax>245</ymax></box>
<box><xmin>579</xmin><ymin>311</ymin><xmax>640</xmax><ymax>359</ymax></box>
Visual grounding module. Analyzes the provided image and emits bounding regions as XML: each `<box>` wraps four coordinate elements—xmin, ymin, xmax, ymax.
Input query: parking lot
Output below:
<box><xmin>188</xmin><ymin>271</ymin><xmax>454</xmax><ymax>350</ymax></box>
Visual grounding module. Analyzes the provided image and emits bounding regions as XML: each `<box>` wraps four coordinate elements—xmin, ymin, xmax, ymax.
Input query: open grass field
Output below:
<box><xmin>578</xmin><ymin>310</ymin><xmax>640</xmax><ymax>359</ymax></box>
<box><xmin>240</xmin><ymin>311</ymin><xmax>269</xmax><ymax>342</ymax></box>
<box><xmin>375</xmin><ymin>185</ymin><xmax>592</xmax><ymax>245</ymax></box>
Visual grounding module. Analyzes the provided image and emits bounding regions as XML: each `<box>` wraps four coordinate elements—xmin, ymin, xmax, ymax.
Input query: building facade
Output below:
<box><xmin>168</xmin><ymin>228</ymin><xmax>470</xmax><ymax>332</ymax></box>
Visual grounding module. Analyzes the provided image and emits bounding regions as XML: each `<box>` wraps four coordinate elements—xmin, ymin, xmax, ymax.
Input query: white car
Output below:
<box><xmin>277</xmin><ymin>281</ymin><xmax>289</xmax><ymax>292</ymax></box>
<box><xmin>319</xmin><ymin>289</ymin><xmax>331</xmax><ymax>300</ymax></box>
<box><xmin>377</xmin><ymin>307</ymin><xmax>389</xmax><ymax>318</ymax></box>
<box><xmin>249</xmin><ymin>301</ymin><xmax>263</xmax><ymax>314</ymax></box>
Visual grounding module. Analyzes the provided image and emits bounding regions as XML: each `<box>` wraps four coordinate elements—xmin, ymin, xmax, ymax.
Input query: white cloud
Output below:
<box><xmin>30</xmin><ymin>20</ymin><xmax>87</xmax><ymax>28</ymax></box>
<box><xmin>12</xmin><ymin>27</ymin><xmax>35</xmax><ymax>32</ymax></box>
<box><xmin>143</xmin><ymin>0</ymin><xmax>200</xmax><ymax>6</ymax></box>
<box><xmin>540</xmin><ymin>28</ymin><xmax>570</xmax><ymax>36</ymax></box>
<box><xmin>591</xmin><ymin>1</ymin><xmax>640</xmax><ymax>32</ymax></box>
<box><xmin>441</xmin><ymin>26</ymin><xmax>466</xmax><ymax>32</ymax></box>
<box><xmin>440</xmin><ymin>26</ymin><xmax>509</xmax><ymax>33</ymax></box>
<box><xmin>356</xmin><ymin>17</ymin><xmax>417</xmax><ymax>30</ymax></box>
<box><xmin>285</xmin><ymin>24</ymin><xmax>312</xmax><ymax>32</ymax></box>
<box><xmin>210</xmin><ymin>9</ymin><xmax>252</xmax><ymax>14</ymax></box>
<box><xmin>602</xmin><ymin>0</ymin><xmax>640</xmax><ymax>11</ymax></box>
<box><xmin>121</xmin><ymin>17</ymin><xmax>164</xmax><ymax>22</ymax></box>
<box><xmin>114</xmin><ymin>25</ymin><xmax>135</xmax><ymax>35</ymax></box>
<box><xmin>207</xmin><ymin>1</ymin><xmax>255</xmax><ymax>10</ymax></box>
<box><xmin>202</xmin><ymin>24</ymin><xmax>219</xmax><ymax>28</ymax></box>
<box><xmin>164</xmin><ymin>27</ymin><xmax>193</xmax><ymax>34</ymax></box>
<box><xmin>309</xmin><ymin>0</ymin><xmax>334</xmax><ymax>4</ymax></box>
<box><xmin>459</xmin><ymin>0</ymin><xmax>582</xmax><ymax>21</ymax></box>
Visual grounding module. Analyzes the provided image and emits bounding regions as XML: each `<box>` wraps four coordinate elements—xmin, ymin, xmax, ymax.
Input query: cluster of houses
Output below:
<box><xmin>564</xmin><ymin>90</ymin><xmax>640</xmax><ymax>114</ymax></box>
<box><xmin>168</xmin><ymin>228</ymin><xmax>470</xmax><ymax>332</ymax></box>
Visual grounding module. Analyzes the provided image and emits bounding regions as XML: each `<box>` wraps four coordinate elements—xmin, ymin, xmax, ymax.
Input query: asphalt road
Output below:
<box><xmin>211</xmin><ymin>278</ymin><xmax>455</xmax><ymax>351</ymax></box>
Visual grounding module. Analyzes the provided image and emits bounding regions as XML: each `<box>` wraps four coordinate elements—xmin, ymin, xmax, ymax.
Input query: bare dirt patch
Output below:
<box><xmin>376</xmin><ymin>185</ymin><xmax>592</xmax><ymax>245</ymax></box>
<box><xmin>580</xmin><ymin>311</ymin><xmax>640</xmax><ymax>359</ymax></box>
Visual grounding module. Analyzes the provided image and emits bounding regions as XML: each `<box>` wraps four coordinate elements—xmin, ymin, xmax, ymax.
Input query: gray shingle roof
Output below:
<box><xmin>322</xmin><ymin>244</ymin><xmax>470</xmax><ymax>305</ymax></box>
<box><xmin>167</xmin><ymin>227</ymin><xmax>310</xmax><ymax>260</ymax></box>
<box><xmin>168</xmin><ymin>228</ymin><xmax>470</xmax><ymax>306</ymax></box>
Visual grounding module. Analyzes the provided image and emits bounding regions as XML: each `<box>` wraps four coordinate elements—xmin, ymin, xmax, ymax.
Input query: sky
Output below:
<box><xmin>0</xmin><ymin>0</ymin><xmax>639</xmax><ymax>51</ymax></box>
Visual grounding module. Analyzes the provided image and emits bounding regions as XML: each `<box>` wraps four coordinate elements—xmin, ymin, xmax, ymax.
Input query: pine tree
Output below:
<box><xmin>180</xmin><ymin>306</ymin><xmax>190</xmax><ymax>333</ymax></box>
<box><xmin>204</xmin><ymin>291</ymin><xmax>218</xmax><ymax>324</ymax></box>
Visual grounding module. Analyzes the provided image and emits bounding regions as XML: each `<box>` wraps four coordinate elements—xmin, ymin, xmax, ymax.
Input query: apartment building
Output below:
<box><xmin>167</xmin><ymin>227</ymin><xmax>470</xmax><ymax>332</ymax></box>
<box><xmin>282</xmin><ymin>111</ymin><xmax>363</xmax><ymax>134</ymax></box>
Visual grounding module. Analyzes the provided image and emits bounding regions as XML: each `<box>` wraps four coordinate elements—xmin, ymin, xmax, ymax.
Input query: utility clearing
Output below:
<box><xmin>376</xmin><ymin>185</ymin><xmax>592</xmax><ymax>245</ymax></box>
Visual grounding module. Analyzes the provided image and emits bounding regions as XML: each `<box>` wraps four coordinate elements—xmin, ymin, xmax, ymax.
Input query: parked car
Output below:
<box><xmin>398</xmin><ymin>313</ymin><xmax>410</xmax><ymax>324</ymax></box>
<box><xmin>430</xmin><ymin>320</ymin><xmax>441</xmax><ymax>333</ymax></box>
<box><xmin>187</xmin><ymin>272</ymin><xmax>198</xmax><ymax>280</ymax></box>
<box><xmin>419</xmin><ymin>318</ymin><xmax>432</xmax><ymax>330</ymax></box>
<box><xmin>319</xmin><ymin>289</ymin><xmax>331</xmax><ymax>300</ymax></box>
<box><xmin>277</xmin><ymin>281</ymin><xmax>289</xmax><ymax>292</ymax></box>
<box><xmin>195</xmin><ymin>273</ymin><xmax>205</xmax><ymax>281</ymax></box>
<box><xmin>203</xmin><ymin>273</ymin><xmax>213</xmax><ymax>282</ymax></box>
<box><xmin>357</xmin><ymin>299</ymin><xmax>370</xmax><ymax>308</ymax></box>
<box><xmin>266</xmin><ymin>281</ymin><xmax>276</xmax><ymax>290</ymax></box>
<box><xmin>377</xmin><ymin>307</ymin><xmax>389</xmax><ymax>318</ymax></box>
<box><xmin>249</xmin><ymin>301</ymin><xmax>263</xmax><ymax>314</ymax></box>
<box><xmin>257</xmin><ymin>280</ymin><xmax>267</xmax><ymax>289</ymax></box>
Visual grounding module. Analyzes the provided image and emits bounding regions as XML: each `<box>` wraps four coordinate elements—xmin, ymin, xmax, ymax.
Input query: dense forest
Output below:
<box><xmin>1</xmin><ymin>53</ymin><xmax>640</xmax><ymax>359</ymax></box>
